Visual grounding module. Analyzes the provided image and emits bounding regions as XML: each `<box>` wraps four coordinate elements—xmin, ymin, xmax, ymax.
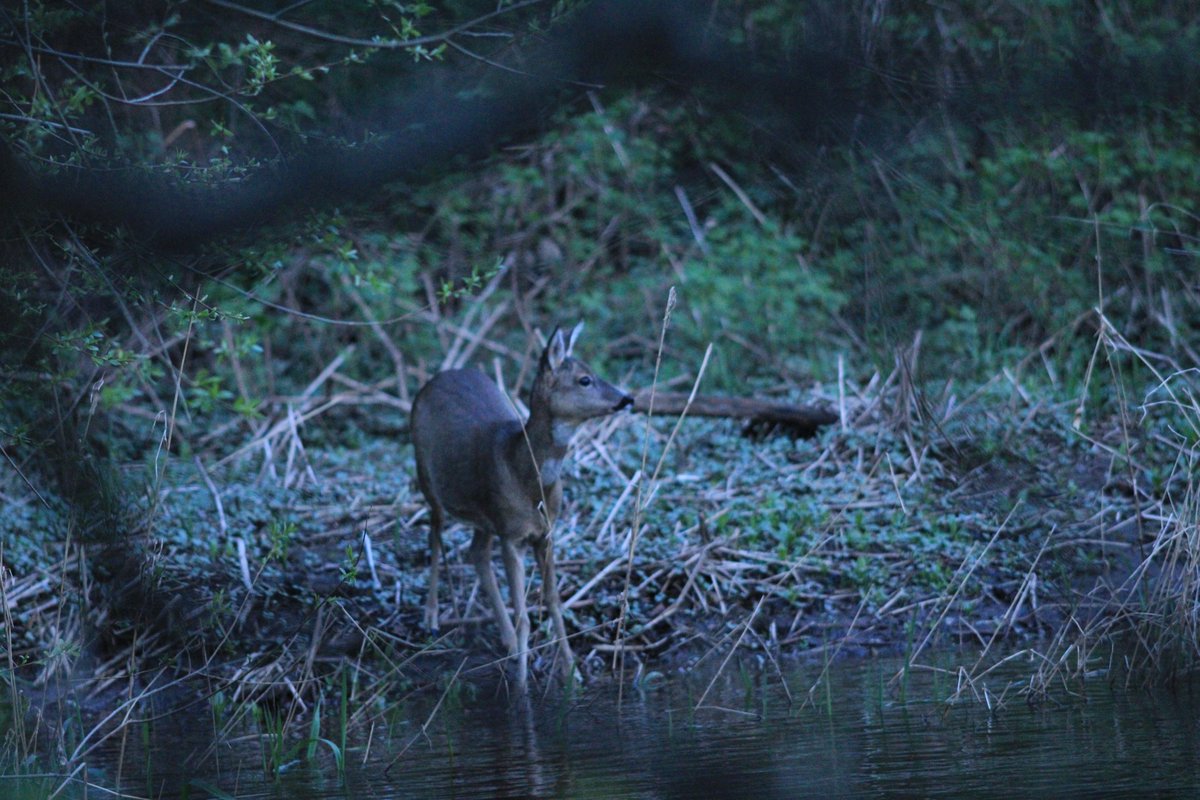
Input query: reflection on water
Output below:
<box><xmin>50</xmin><ymin>654</ymin><xmax>1200</xmax><ymax>797</ymax></box>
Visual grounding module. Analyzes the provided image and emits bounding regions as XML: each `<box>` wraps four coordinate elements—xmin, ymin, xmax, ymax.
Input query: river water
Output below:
<box><xmin>28</xmin><ymin>652</ymin><xmax>1200</xmax><ymax>798</ymax></box>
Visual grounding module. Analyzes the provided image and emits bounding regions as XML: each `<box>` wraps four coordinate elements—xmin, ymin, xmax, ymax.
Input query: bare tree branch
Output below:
<box><xmin>202</xmin><ymin>0</ymin><xmax>548</xmax><ymax>50</ymax></box>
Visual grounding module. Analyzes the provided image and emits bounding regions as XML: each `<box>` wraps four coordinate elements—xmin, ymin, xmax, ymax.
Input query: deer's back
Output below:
<box><xmin>410</xmin><ymin>368</ymin><xmax>523</xmax><ymax>527</ymax></box>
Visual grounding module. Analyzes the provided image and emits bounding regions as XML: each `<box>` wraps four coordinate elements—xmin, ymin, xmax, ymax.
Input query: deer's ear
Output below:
<box><xmin>566</xmin><ymin>321</ymin><xmax>584</xmax><ymax>356</ymax></box>
<box><xmin>543</xmin><ymin>326</ymin><xmax>568</xmax><ymax>371</ymax></box>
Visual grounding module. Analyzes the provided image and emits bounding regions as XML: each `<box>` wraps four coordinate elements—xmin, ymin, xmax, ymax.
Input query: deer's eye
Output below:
<box><xmin>578</xmin><ymin>375</ymin><xmax>593</xmax><ymax>387</ymax></box>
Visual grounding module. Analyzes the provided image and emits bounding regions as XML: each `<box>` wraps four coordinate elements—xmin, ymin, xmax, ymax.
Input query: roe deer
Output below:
<box><xmin>411</xmin><ymin>323</ymin><xmax>632</xmax><ymax>687</ymax></box>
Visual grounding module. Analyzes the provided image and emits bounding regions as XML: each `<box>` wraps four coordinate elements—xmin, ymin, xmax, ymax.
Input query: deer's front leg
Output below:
<box><xmin>534</xmin><ymin>535</ymin><xmax>576</xmax><ymax>681</ymax></box>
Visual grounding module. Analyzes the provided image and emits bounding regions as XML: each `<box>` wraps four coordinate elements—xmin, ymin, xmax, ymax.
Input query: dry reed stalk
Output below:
<box><xmin>639</xmin><ymin>541</ymin><xmax>719</xmax><ymax>630</ymax></box>
<box><xmin>708</xmin><ymin>162</ymin><xmax>768</xmax><ymax>228</ymax></box>
<box><xmin>674</xmin><ymin>185</ymin><xmax>710</xmax><ymax>256</ymax></box>
<box><xmin>220</xmin><ymin>346</ymin><xmax>354</xmax><ymax>467</ymax></box>
<box><xmin>68</xmin><ymin>668</ymin><xmax>186</xmax><ymax>763</ymax></box>
<box><xmin>898</xmin><ymin>502</ymin><xmax>1022</xmax><ymax>690</ymax></box>
<box><xmin>340</xmin><ymin>274</ymin><xmax>411</xmax><ymax>404</ymax></box>
<box><xmin>694</xmin><ymin>594</ymin><xmax>766</xmax><ymax>710</ymax></box>
<box><xmin>384</xmin><ymin>657</ymin><xmax>468</xmax><ymax>772</ymax></box>
<box><xmin>613</xmin><ymin>288</ymin><xmax>690</xmax><ymax>693</ymax></box>
<box><xmin>328</xmin><ymin>373</ymin><xmax>412</xmax><ymax>411</ymax></box>
<box><xmin>438</xmin><ymin>267</ymin><xmax>511</xmax><ymax>369</ymax></box>
<box><xmin>590</xmin><ymin>468</ymin><xmax>640</xmax><ymax>547</ymax></box>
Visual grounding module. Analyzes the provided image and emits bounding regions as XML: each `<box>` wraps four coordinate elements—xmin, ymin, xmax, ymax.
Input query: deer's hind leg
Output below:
<box><xmin>424</xmin><ymin>502</ymin><xmax>445</xmax><ymax>633</ymax></box>
<box><xmin>500</xmin><ymin>537</ymin><xmax>530</xmax><ymax>688</ymax></box>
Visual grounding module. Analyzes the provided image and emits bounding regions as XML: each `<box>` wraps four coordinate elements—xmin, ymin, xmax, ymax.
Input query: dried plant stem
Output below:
<box><xmin>612</xmin><ymin>288</ymin><xmax>676</xmax><ymax>696</ymax></box>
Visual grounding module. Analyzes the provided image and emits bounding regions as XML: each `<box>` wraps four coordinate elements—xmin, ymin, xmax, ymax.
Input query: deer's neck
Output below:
<box><xmin>520</xmin><ymin>403</ymin><xmax>575</xmax><ymax>488</ymax></box>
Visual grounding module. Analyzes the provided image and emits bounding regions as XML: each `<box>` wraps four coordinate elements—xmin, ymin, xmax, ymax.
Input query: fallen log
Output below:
<box><xmin>631</xmin><ymin>389</ymin><xmax>838</xmax><ymax>438</ymax></box>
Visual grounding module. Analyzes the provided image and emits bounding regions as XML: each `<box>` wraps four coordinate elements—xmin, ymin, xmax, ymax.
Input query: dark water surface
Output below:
<box><xmin>60</xmin><ymin>654</ymin><xmax>1200</xmax><ymax>798</ymax></box>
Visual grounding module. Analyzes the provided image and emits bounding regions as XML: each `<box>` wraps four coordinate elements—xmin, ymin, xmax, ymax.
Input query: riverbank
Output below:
<box><xmin>2</xmin><ymin>330</ymin><xmax>1166</xmax><ymax>706</ymax></box>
